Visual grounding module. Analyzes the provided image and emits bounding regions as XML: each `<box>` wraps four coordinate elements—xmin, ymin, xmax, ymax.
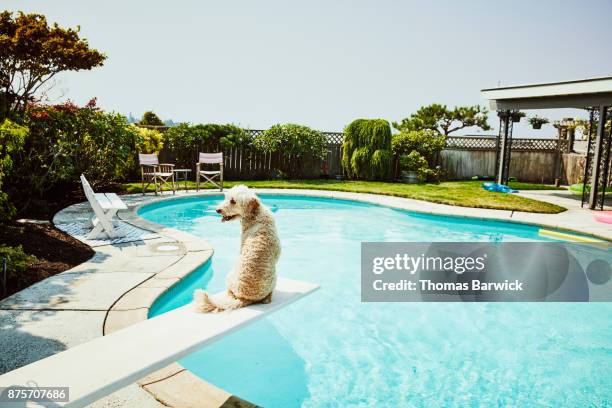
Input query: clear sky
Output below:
<box><xmin>4</xmin><ymin>0</ymin><xmax>612</xmax><ymax>136</ymax></box>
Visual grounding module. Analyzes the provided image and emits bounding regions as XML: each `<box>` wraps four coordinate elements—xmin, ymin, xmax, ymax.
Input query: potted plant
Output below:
<box><xmin>399</xmin><ymin>151</ymin><xmax>429</xmax><ymax>184</ymax></box>
<box><xmin>528</xmin><ymin>115</ymin><xmax>549</xmax><ymax>129</ymax></box>
<box><xmin>511</xmin><ymin>111</ymin><xmax>526</xmax><ymax>122</ymax></box>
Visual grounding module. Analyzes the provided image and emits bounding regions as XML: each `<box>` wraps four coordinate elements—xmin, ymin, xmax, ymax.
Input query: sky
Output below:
<box><xmin>4</xmin><ymin>0</ymin><xmax>612</xmax><ymax>136</ymax></box>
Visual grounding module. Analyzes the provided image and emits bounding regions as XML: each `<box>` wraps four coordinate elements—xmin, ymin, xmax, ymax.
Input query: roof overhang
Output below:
<box><xmin>481</xmin><ymin>76</ymin><xmax>612</xmax><ymax>110</ymax></box>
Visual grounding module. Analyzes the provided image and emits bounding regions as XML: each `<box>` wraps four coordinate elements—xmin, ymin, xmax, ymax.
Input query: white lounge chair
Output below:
<box><xmin>196</xmin><ymin>152</ymin><xmax>224</xmax><ymax>191</ymax></box>
<box><xmin>80</xmin><ymin>174</ymin><xmax>127</xmax><ymax>239</ymax></box>
<box><xmin>139</xmin><ymin>153</ymin><xmax>176</xmax><ymax>195</ymax></box>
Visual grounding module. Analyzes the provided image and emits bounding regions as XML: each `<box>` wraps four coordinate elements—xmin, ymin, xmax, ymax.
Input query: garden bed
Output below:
<box><xmin>0</xmin><ymin>222</ymin><xmax>94</xmax><ymax>299</ymax></box>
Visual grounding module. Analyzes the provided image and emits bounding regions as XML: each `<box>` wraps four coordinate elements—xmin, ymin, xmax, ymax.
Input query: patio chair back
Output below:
<box><xmin>138</xmin><ymin>153</ymin><xmax>175</xmax><ymax>195</ymax></box>
<box><xmin>198</xmin><ymin>152</ymin><xmax>223</xmax><ymax>164</ymax></box>
<box><xmin>138</xmin><ymin>153</ymin><xmax>159</xmax><ymax>166</ymax></box>
<box><xmin>196</xmin><ymin>152</ymin><xmax>223</xmax><ymax>192</ymax></box>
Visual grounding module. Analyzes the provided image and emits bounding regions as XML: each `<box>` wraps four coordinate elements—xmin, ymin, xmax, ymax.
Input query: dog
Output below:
<box><xmin>193</xmin><ymin>185</ymin><xmax>281</xmax><ymax>312</ymax></box>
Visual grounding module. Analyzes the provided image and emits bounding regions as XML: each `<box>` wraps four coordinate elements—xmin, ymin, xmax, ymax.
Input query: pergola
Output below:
<box><xmin>481</xmin><ymin>77</ymin><xmax>612</xmax><ymax>210</ymax></box>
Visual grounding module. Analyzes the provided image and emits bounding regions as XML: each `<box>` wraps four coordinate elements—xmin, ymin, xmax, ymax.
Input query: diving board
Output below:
<box><xmin>0</xmin><ymin>278</ymin><xmax>319</xmax><ymax>407</ymax></box>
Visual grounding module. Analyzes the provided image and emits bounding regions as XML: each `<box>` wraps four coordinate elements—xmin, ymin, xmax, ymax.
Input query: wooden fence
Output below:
<box><xmin>440</xmin><ymin>136</ymin><xmax>568</xmax><ymax>183</ymax></box>
<box><xmin>158</xmin><ymin>129</ymin><xmax>344</xmax><ymax>180</ymax></box>
<box><xmin>156</xmin><ymin>128</ymin><xmax>578</xmax><ymax>183</ymax></box>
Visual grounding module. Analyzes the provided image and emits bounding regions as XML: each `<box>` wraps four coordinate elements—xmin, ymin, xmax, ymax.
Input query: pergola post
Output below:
<box><xmin>495</xmin><ymin>110</ymin><xmax>513</xmax><ymax>185</ymax></box>
<box><xmin>588</xmin><ymin>105</ymin><xmax>611</xmax><ymax>210</ymax></box>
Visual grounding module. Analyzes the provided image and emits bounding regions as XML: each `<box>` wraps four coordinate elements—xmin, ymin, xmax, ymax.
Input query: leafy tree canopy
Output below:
<box><xmin>0</xmin><ymin>11</ymin><xmax>106</xmax><ymax>115</ymax></box>
<box><xmin>393</xmin><ymin>104</ymin><xmax>491</xmax><ymax>135</ymax></box>
<box><xmin>139</xmin><ymin>111</ymin><xmax>164</xmax><ymax>126</ymax></box>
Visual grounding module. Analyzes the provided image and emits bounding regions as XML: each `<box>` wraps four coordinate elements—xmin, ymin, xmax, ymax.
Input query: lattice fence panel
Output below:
<box><xmin>446</xmin><ymin>136</ymin><xmax>560</xmax><ymax>152</ymax></box>
<box><xmin>324</xmin><ymin>132</ymin><xmax>344</xmax><ymax>145</ymax></box>
<box><xmin>445</xmin><ymin>137</ymin><xmax>497</xmax><ymax>150</ymax></box>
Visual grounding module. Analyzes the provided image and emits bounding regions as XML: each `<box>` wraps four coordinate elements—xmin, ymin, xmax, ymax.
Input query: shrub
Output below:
<box><xmin>164</xmin><ymin>123</ymin><xmax>249</xmax><ymax>169</ymax></box>
<box><xmin>342</xmin><ymin>119</ymin><xmax>392</xmax><ymax>180</ymax></box>
<box><xmin>7</xmin><ymin>100</ymin><xmax>140</xmax><ymax>211</ymax></box>
<box><xmin>399</xmin><ymin>151</ymin><xmax>430</xmax><ymax>181</ymax></box>
<box><xmin>0</xmin><ymin>245</ymin><xmax>37</xmax><ymax>287</ymax></box>
<box><xmin>392</xmin><ymin>130</ymin><xmax>446</xmax><ymax>163</ymax></box>
<box><xmin>252</xmin><ymin>124</ymin><xmax>327</xmax><ymax>178</ymax></box>
<box><xmin>82</xmin><ymin>110</ymin><xmax>141</xmax><ymax>185</ymax></box>
<box><xmin>0</xmin><ymin>120</ymin><xmax>28</xmax><ymax>221</ymax></box>
<box><xmin>135</xmin><ymin>126</ymin><xmax>164</xmax><ymax>154</ymax></box>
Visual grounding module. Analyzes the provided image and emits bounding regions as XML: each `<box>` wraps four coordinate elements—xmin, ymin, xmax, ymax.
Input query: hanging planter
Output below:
<box><xmin>511</xmin><ymin>111</ymin><xmax>525</xmax><ymax>122</ymax></box>
<box><xmin>528</xmin><ymin>115</ymin><xmax>549</xmax><ymax>130</ymax></box>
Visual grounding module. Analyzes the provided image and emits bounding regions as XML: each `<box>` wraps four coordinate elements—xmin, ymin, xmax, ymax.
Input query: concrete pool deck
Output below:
<box><xmin>0</xmin><ymin>188</ymin><xmax>610</xmax><ymax>407</ymax></box>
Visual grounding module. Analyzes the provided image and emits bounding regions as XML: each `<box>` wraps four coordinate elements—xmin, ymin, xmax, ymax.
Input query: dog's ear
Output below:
<box><xmin>247</xmin><ymin>197</ymin><xmax>260</xmax><ymax>217</ymax></box>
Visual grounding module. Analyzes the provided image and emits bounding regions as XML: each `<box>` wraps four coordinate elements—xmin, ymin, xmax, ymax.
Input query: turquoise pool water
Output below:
<box><xmin>141</xmin><ymin>195</ymin><xmax>612</xmax><ymax>407</ymax></box>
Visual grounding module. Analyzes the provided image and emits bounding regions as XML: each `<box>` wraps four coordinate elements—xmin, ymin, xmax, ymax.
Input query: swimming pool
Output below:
<box><xmin>141</xmin><ymin>195</ymin><xmax>612</xmax><ymax>407</ymax></box>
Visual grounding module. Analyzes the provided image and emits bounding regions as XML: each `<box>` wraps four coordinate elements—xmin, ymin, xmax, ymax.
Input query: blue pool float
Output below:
<box><xmin>482</xmin><ymin>182</ymin><xmax>518</xmax><ymax>193</ymax></box>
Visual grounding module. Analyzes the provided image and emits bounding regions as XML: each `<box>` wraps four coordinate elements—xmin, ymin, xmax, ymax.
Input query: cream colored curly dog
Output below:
<box><xmin>193</xmin><ymin>185</ymin><xmax>280</xmax><ymax>312</ymax></box>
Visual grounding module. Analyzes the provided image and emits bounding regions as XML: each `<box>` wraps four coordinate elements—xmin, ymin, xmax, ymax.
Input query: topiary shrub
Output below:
<box><xmin>342</xmin><ymin>119</ymin><xmax>392</xmax><ymax>180</ymax></box>
<box><xmin>253</xmin><ymin>124</ymin><xmax>327</xmax><ymax>178</ymax></box>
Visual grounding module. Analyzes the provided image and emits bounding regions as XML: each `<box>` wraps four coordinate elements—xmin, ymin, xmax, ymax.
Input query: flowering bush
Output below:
<box><xmin>7</xmin><ymin>99</ymin><xmax>139</xmax><ymax>210</ymax></box>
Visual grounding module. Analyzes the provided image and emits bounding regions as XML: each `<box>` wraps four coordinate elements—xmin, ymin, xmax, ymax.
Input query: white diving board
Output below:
<box><xmin>0</xmin><ymin>278</ymin><xmax>319</xmax><ymax>407</ymax></box>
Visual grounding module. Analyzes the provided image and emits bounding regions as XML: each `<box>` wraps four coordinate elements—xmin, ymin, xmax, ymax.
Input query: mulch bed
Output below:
<box><xmin>0</xmin><ymin>222</ymin><xmax>94</xmax><ymax>299</ymax></box>
<box><xmin>0</xmin><ymin>182</ymin><xmax>130</xmax><ymax>299</ymax></box>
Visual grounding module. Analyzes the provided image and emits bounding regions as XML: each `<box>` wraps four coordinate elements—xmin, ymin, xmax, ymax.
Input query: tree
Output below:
<box><xmin>393</xmin><ymin>104</ymin><xmax>491</xmax><ymax>135</ymax></box>
<box><xmin>342</xmin><ymin>119</ymin><xmax>392</xmax><ymax>180</ymax></box>
<box><xmin>139</xmin><ymin>111</ymin><xmax>164</xmax><ymax>126</ymax></box>
<box><xmin>0</xmin><ymin>11</ymin><xmax>106</xmax><ymax>115</ymax></box>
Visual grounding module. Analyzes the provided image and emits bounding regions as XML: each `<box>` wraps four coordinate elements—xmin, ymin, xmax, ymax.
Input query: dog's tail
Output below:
<box><xmin>193</xmin><ymin>289</ymin><xmax>253</xmax><ymax>313</ymax></box>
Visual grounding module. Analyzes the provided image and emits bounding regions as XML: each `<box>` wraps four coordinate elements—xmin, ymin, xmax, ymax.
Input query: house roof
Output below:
<box><xmin>481</xmin><ymin>76</ymin><xmax>612</xmax><ymax>110</ymax></box>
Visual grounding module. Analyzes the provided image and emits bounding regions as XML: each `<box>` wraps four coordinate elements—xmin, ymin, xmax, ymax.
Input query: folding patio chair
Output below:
<box><xmin>80</xmin><ymin>174</ymin><xmax>127</xmax><ymax>239</ymax></box>
<box><xmin>196</xmin><ymin>152</ymin><xmax>223</xmax><ymax>191</ymax></box>
<box><xmin>139</xmin><ymin>153</ymin><xmax>176</xmax><ymax>195</ymax></box>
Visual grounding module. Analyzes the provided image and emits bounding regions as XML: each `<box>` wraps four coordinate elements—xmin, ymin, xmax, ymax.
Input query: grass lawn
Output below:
<box><xmin>122</xmin><ymin>180</ymin><xmax>566</xmax><ymax>214</ymax></box>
